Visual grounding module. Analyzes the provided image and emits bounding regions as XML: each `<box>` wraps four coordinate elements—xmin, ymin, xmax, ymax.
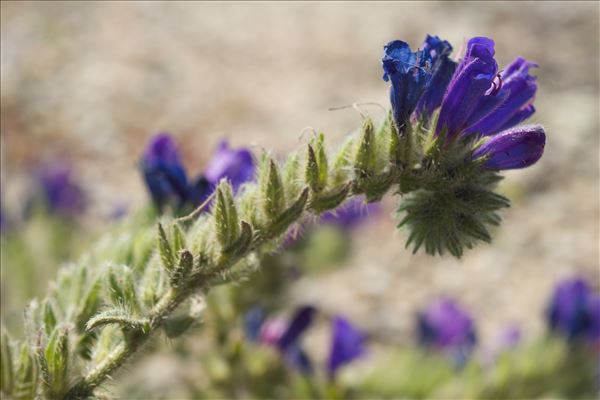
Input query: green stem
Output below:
<box><xmin>63</xmin><ymin>153</ymin><xmax>404</xmax><ymax>399</ymax></box>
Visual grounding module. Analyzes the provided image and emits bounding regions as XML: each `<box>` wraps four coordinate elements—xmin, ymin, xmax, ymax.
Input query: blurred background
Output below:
<box><xmin>1</xmin><ymin>1</ymin><xmax>599</xmax><ymax>398</ymax></box>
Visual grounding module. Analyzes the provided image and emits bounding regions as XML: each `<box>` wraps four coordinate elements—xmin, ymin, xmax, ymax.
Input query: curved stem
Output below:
<box><xmin>63</xmin><ymin>147</ymin><xmax>404</xmax><ymax>399</ymax></box>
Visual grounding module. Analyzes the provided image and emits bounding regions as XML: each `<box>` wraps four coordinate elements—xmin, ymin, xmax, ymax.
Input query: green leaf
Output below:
<box><xmin>0</xmin><ymin>330</ymin><xmax>14</xmax><ymax>394</ymax></box>
<box><xmin>43</xmin><ymin>327</ymin><xmax>69</xmax><ymax>397</ymax></box>
<box><xmin>75</xmin><ymin>276</ymin><xmax>102</xmax><ymax>332</ymax></box>
<box><xmin>214</xmin><ymin>181</ymin><xmax>240</xmax><ymax>248</ymax></box>
<box><xmin>170</xmin><ymin>250</ymin><xmax>193</xmax><ymax>288</ymax></box>
<box><xmin>13</xmin><ymin>344</ymin><xmax>38</xmax><ymax>400</ymax></box>
<box><xmin>354</xmin><ymin>117</ymin><xmax>376</xmax><ymax>179</ymax></box>
<box><xmin>43</xmin><ymin>300</ymin><xmax>58</xmax><ymax>336</ymax></box>
<box><xmin>107</xmin><ymin>265</ymin><xmax>139</xmax><ymax>312</ymax></box>
<box><xmin>306</xmin><ymin>145</ymin><xmax>324</xmax><ymax>193</ymax></box>
<box><xmin>263</xmin><ymin>159</ymin><xmax>285</xmax><ymax>219</ymax></box>
<box><xmin>171</xmin><ymin>223</ymin><xmax>186</xmax><ymax>255</ymax></box>
<box><xmin>157</xmin><ymin>223</ymin><xmax>175</xmax><ymax>272</ymax></box>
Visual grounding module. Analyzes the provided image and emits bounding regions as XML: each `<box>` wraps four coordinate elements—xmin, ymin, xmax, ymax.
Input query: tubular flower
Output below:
<box><xmin>465</xmin><ymin>57</ymin><xmax>538</xmax><ymax>136</ymax></box>
<box><xmin>244</xmin><ymin>305</ymin><xmax>317</xmax><ymax>374</ymax></box>
<box><xmin>37</xmin><ymin>163</ymin><xmax>86</xmax><ymax>217</ymax></box>
<box><xmin>472</xmin><ymin>124</ymin><xmax>546</xmax><ymax>170</ymax></box>
<box><xmin>326</xmin><ymin>316</ymin><xmax>367</xmax><ymax>379</ymax></box>
<box><xmin>417</xmin><ymin>297</ymin><xmax>477</xmax><ymax>361</ymax></box>
<box><xmin>204</xmin><ymin>140</ymin><xmax>255</xmax><ymax>192</ymax></box>
<box><xmin>382</xmin><ymin>40</ymin><xmax>432</xmax><ymax>130</ymax></box>
<box><xmin>547</xmin><ymin>277</ymin><xmax>600</xmax><ymax>343</ymax></box>
<box><xmin>141</xmin><ymin>133</ymin><xmax>189</xmax><ymax>211</ymax></box>
<box><xmin>413</xmin><ymin>35</ymin><xmax>457</xmax><ymax>121</ymax></box>
<box><xmin>435</xmin><ymin>37</ymin><xmax>499</xmax><ymax>139</ymax></box>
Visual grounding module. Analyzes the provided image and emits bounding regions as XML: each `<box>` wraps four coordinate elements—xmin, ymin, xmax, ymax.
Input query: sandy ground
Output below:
<box><xmin>1</xmin><ymin>0</ymin><xmax>599</xmax><ymax>364</ymax></box>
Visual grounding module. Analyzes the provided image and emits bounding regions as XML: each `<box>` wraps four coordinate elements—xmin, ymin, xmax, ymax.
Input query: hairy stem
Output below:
<box><xmin>62</xmin><ymin>126</ymin><xmax>405</xmax><ymax>399</ymax></box>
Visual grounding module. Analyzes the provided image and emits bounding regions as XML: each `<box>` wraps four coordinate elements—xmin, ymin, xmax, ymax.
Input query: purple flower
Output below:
<box><xmin>382</xmin><ymin>39</ymin><xmax>432</xmax><ymax>130</ymax></box>
<box><xmin>413</xmin><ymin>35</ymin><xmax>457</xmax><ymax>121</ymax></box>
<box><xmin>37</xmin><ymin>163</ymin><xmax>86</xmax><ymax>217</ymax></box>
<box><xmin>189</xmin><ymin>140</ymin><xmax>255</xmax><ymax>207</ymax></box>
<box><xmin>435</xmin><ymin>37</ymin><xmax>499</xmax><ymax>139</ymax></box>
<box><xmin>547</xmin><ymin>277</ymin><xmax>600</xmax><ymax>343</ymax></box>
<box><xmin>464</xmin><ymin>57</ymin><xmax>538</xmax><ymax>136</ymax></box>
<box><xmin>244</xmin><ymin>305</ymin><xmax>316</xmax><ymax>374</ymax></box>
<box><xmin>320</xmin><ymin>196</ymin><xmax>380</xmax><ymax>229</ymax></box>
<box><xmin>141</xmin><ymin>133</ymin><xmax>189</xmax><ymax>211</ymax></box>
<box><xmin>327</xmin><ymin>316</ymin><xmax>367</xmax><ymax>379</ymax></box>
<box><xmin>435</xmin><ymin>37</ymin><xmax>539</xmax><ymax>141</ymax></box>
<box><xmin>204</xmin><ymin>141</ymin><xmax>255</xmax><ymax>192</ymax></box>
<box><xmin>472</xmin><ymin>124</ymin><xmax>546</xmax><ymax>170</ymax></box>
<box><xmin>417</xmin><ymin>297</ymin><xmax>477</xmax><ymax>357</ymax></box>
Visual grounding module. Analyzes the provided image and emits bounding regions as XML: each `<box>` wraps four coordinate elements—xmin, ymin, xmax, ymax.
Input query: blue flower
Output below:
<box><xmin>37</xmin><ymin>163</ymin><xmax>86</xmax><ymax>217</ymax></box>
<box><xmin>435</xmin><ymin>37</ymin><xmax>499</xmax><ymax>139</ymax></box>
<box><xmin>247</xmin><ymin>305</ymin><xmax>317</xmax><ymax>374</ymax></box>
<box><xmin>413</xmin><ymin>35</ymin><xmax>457</xmax><ymax>121</ymax></box>
<box><xmin>472</xmin><ymin>124</ymin><xmax>546</xmax><ymax>170</ymax></box>
<box><xmin>435</xmin><ymin>37</ymin><xmax>539</xmax><ymax>141</ymax></box>
<box><xmin>547</xmin><ymin>277</ymin><xmax>600</xmax><ymax>343</ymax></box>
<box><xmin>189</xmin><ymin>140</ymin><xmax>256</xmax><ymax>207</ymax></box>
<box><xmin>203</xmin><ymin>140</ymin><xmax>255</xmax><ymax>192</ymax></box>
<box><xmin>326</xmin><ymin>316</ymin><xmax>367</xmax><ymax>379</ymax></box>
<box><xmin>382</xmin><ymin>40</ymin><xmax>432</xmax><ymax>130</ymax></box>
<box><xmin>464</xmin><ymin>57</ymin><xmax>538</xmax><ymax>136</ymax></box>
<box><xmin>141</xmin><ymin>133</ymin><xmax>189</xmax><ymax>211</ymax></box>
<box><xmin>417</xmin><ymin>297</ymin><xmax>477</xmax><ymax>363</ymax></box>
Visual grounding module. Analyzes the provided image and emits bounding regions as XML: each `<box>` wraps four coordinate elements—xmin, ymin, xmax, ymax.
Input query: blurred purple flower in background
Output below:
<box><xmin>37</xmin><ymin>163</ymin><xmax>86</xmax><ymax>217</ymax></box>
<box><xmin>417</xmin><ymin>297</ymin><xmax>477</xmax><ymax>362</ymax></box>
<box><xmin>203</xmin><ymin>140</ymin><xmax>255</xmax><ymax>192</ymax></box>
<box><xmin>320</xmin><ymin>196</ymin><xmax>380</xmax><ymax>229</ymax></box>
<box><xmin>327</xmin><ymin>316</ymin><xmax>367</xmax><ymax>379</ymax></box>
<box><xmin>141</xmin><ymin>133</ymin><xmax>189</xmax><ymax>211</ymax></box>
<box><xmin>141</xmin><ymin>134</ymin><xmax>255</xmax><ymax>212</ymax></box>
<box><xmin>472</xmin><ymin>124</ymin><xmax>546</xmax><ymax>170</ymax></box>
<box><xmin>244</xmin><ymin>305</ymin><xmax>316</xmax><ymax>374</ymax></box>
<box><xmin>190</xmin><ymin>140</ymin><xmax>255</xmax><ymax>206</ymax></box>
<box><xmin>547</xmin><ymin>276</ymin><xmax>600</xmax><ymax>343</ymax></box>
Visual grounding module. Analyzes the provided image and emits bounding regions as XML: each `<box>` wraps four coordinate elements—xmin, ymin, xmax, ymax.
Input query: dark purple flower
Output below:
<box><xmin>141</xmin><ymin>133</ymin><xmax>189</xmax><ymax>211</ymax></box>
<box><xmin>250</xmin><ymin>305</ymin><xmax>317</xmax><ymax>374</ymax></box>
<box><xmin>547</xmin><ymin>277</ymin><xmax>600</xmax><ymax>343</ymax></box>
<box><xmin>414</xmin><ymin>35</ymin><xmax>457</xmax><ymax>121</ymax></box>
<box><xmin>382</xmin><ymin>40</ymin><xmax>432</xmax><ymax>130</ymax></box>
<box><xmin>327</xmin><ymin>316</ymin><xmax>367</xmax><ymax>379</ymax></box>
<box><xmin>37</xmin><ymin>163</ymin><xmax>86</xmax><ymax>217</ymax></box>
<box><xmin>189</xmin><ymin>140</ymin><xmax>255</xmax><ymax>206</ymax></box>
<box><xmin>417</xmin><ymin>297</ymin><xmax>477</xmax><ymax>353</ymax></box>
<box><xmin>204</xmin><ymin>140</ymin><xmax>255</xmax><ymax>192</ymax></box>
<box><xmin>472</xmin><ymin>124</ymin><xmax>546</xmax><ymax>170</ymax></box>
<box><xmin>320</xmin><ymin>196</ymin><xmax>380</xmax><ymax>229</ymax></box>
<box><xmin>435</xmin><ymin>37</ymin><xmax>499</xmax><ymax>139</ymax></box>
<box><xmin>465</xmin><ymin>57</ymin><xmax>538</xmax><ymax>136</ymax></box>
<box><xmin>435</xmin><ymin>37</ymin><xmax>540</xmax><ymax>141</ymax></box>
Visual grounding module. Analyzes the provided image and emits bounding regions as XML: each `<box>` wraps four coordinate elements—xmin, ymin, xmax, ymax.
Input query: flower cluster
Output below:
<box><xmin>417</xmin><ymin>297</ymin><xmax>477</xmax><ymax>364</ymax></box>
<box><xmin>140</xmin><ymin>133</ymin><xmax>255</xmax><ymax>212</ymax></box>
<box><xmin>382</xmin><ymin>35</ymin><xmax>545</xmax><ymax>170</ymax></box>
<box><xmin>244</xmin><ymin>306</ymin><xmax>366</xmax><ymax>379</ymax></box>
<box><xmin>546</xmin><ymin>276</ymin><xmax>600</xmax><ymax>344</ymax></box>
<box><xmin>36</xmin><ymin>163</ymin><xmax>86</xmax><ymax>217</ymax></box>
<box><xmin>383</xmin><ymin>35</ymin><xmax>547</xmax><ymax>257</ymax></box>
